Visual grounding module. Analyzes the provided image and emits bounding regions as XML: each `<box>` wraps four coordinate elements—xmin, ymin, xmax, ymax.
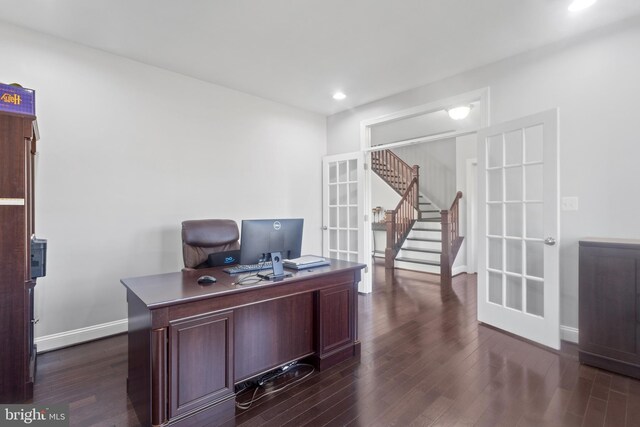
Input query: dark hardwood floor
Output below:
<box><xmin>33</xmin><ymin>263</ymin><xmax>640</xmax><ymax>426</ymax></box>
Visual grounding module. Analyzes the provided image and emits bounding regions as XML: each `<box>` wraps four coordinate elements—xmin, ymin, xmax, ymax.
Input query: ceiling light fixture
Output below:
<box><xmin>568</xmin><ymin>0</ymin><xmax>597</xmax><ymax>12</ymax></box>
<box><xmin>333</xmin><ymin>92</ymin><xmax>346</xmax><ymax>100</ymax></box>
<box><xmin>447</xmin><ymin>105</ymin><xmax>472</xmax><ymax>120</ymax></box>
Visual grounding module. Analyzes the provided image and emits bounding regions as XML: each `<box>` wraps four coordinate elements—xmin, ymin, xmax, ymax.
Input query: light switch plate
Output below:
<box><xmin>561</xmin><ymin>196</ymin><xmax>579</xmax><ymax>211</ymax></box>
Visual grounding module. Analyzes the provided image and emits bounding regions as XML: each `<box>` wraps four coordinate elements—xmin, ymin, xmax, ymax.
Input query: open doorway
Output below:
<box><xmin>361</xmin><ymin>89</ymin><xmax>489</xmax><ymax>284</ymax></box>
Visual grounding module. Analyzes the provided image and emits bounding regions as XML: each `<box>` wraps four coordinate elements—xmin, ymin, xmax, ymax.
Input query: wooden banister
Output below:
<box><xmin>384</xmin><ymin>177</ymin><xmax>419</xmax><ymax>268</ymax></box>
<box><xmin>371</xmin><ymin>150</ymin><xmax>420</xmax><ymax>207</ymax></box>
<box><xmin>441</xmin><ymin>191</ymin><xmax>464</xmax><ymax>286</ymax></box>
<box><xmin>371</xmin><ymin>149</ymin><xmax>421</xmax><ymax>269</ymax></box>
<box><xmin>373</xmin><ymin>148</ymin><xmax>464</xmax><ymax>279</ymax></box>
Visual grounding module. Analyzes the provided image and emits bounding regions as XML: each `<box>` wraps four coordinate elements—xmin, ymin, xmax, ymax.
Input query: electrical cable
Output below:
<box><xmin>233</xmin><ymin>258</ymin><xmax>269</xmax><ymax>285</ymax></box>
<box><xmin>233</xmin><ymin>273</ymin><xmax>263</xmax><ymax>286</ymax></box>
<box><xmin>235</xmin><ymin>364</ymin><xmax>315</xmax><ymax>410</ymax></box>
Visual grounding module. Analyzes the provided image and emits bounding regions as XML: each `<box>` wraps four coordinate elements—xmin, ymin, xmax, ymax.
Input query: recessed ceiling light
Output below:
<box><xmin>568</xmin><ymin>0</ymin><xmax>597</xmax><ymax>12</ymax></box>
<box><xmin>333</xmin><ymin>92</ymin><xmax>346</xmax><ymax>100</ymax></box>
<box><xmin>447</xmin><ymin>105</ymin><xmax>472</xmax><ymax>120</ymax></box>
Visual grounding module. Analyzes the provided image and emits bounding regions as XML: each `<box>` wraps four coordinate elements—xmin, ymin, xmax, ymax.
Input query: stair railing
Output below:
<box><xmin>384</xmin><ymin>176</ymin><xmax>419</xmax><ymax>268</ymax></box>
<box><xmin>371</xmin><ymin>150</ymin><xmax>420</xmax><ymax>204</ymax></box>
<box><xmin>440</xmin><ymin>191</ymin><xmax>464</xmax><ymax>286</ymax></box>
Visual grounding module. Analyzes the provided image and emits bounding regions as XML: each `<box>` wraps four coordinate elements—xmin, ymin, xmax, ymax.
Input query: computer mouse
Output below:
<box><xmin>197</xmin><ymin>275</ymin><xmax>217</xmax><ymax>285</ymax></box>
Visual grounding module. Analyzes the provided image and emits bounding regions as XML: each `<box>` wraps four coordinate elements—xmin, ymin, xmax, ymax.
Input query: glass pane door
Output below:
<box><xmin>323</xmin><ymin>152</ymin><xmax>370</xmax><ymax>293</ymax></box>
<box><xmin>477</xmin><ymin>110</ymin><xmax>559</xmax><ymax>349</ymax></box>
<box><xmin>325</xmin><ymin>158</ymin><xmax>359</xmax><ymax>262</ymax></box>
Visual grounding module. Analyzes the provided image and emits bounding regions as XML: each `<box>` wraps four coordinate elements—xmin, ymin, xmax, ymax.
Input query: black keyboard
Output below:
<box><xmin>223</xmin><ymin>261</ymin><xmax>273</xmax><ymax>274</ymax></box>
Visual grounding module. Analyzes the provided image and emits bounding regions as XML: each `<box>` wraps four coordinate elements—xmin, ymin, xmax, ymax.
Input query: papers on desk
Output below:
<box><xmin>283</xmin><ymin>255</ymin><xmax>330</xmax><ymax>270</ymax></box>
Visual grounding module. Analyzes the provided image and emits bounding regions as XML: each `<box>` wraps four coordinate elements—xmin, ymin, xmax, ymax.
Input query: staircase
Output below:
<box><xmin>371</xmin><ymin>149</ymin><xmax>463</xmax><ymax>282</ymax></box>
<box><xmin>395</xmin><ymin>199</ymin><xmax>442</xmax><ymax>274</ymax></box>
<box><xmin>371</xmin><ymin>150</ymin><xmax>419</xmax><ymax>267</ymax></box>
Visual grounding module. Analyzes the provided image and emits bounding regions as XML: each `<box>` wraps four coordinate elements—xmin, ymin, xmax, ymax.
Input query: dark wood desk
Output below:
<box><xmin>121</xmin><ymin>259</ymin><xmax>364</xmax><ymax>427</ymax></box>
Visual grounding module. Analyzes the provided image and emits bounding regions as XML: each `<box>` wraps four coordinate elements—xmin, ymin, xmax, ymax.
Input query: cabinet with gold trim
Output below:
<box><xmin>0</xmin><ymin>109</ymin><xmax>40</xmax><ymax>402</ymax></box>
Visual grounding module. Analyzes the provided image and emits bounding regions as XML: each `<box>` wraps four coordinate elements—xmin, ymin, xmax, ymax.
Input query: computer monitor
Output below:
<box><xmin>240</xmin><ymin>218</ymin><xmax>304</xmax><ymax>280</ymax></box>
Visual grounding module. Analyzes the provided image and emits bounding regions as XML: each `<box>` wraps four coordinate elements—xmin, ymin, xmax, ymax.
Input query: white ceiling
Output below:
<box><xmin>1</xmin><ymin>0</ymin><xmax>640</xmax><ymax>115</ymax></box>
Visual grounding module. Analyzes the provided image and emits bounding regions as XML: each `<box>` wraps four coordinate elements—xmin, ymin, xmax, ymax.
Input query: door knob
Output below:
<box><xmin>322</xmin><ymin>226</ymin><xmax>328</xmax><ymax>230</ymax></box>
<box><xmin>544</xmin><ymin>237</ymin><xmax>556</xmax><ymax>246</ymax></box>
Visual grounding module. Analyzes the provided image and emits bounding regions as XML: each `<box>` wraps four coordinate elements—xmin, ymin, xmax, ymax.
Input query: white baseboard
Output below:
<box><xmin>35</xmin><ymin>318</ymin><xmax>128</xmax><ymax>353</ymax></box>
<box><xmin>452</xmin><ymin>265</ymin><xmax>467</xmax><ymax>276</ymax></box>
<box><xmin>375</xmin><ymin>260</ymin><xmax>468</xmax><ymax>277</ymax></box>
<box><xmin>560</xmin><ymin>325</ymin><xmax>579</xmax><ymax>343</ymax></box>
<box><xmin>32</xmin><ymin>318</ymin><xmax>579</xmax><ymax>352</ymax></box>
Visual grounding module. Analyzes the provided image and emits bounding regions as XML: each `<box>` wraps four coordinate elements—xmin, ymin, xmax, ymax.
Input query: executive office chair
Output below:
<box><xmin>181</xmin><ymin>219</ymin><xmax>240</xmax><ymax>270</ymax></box>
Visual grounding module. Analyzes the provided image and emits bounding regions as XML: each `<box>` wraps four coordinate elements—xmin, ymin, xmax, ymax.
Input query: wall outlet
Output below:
<box><xmin>561</xmin><ymin>196</ymin><xmax>579</xmax><ymax>211</ymax></box>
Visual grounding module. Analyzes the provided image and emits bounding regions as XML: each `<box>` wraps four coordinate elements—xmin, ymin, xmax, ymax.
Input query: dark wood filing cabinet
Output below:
<box><xmin>122</xmin><ymin>260</ymin><xmax>364</xmax><ymax>427</ymax></box>
<box><xmin>0</xmin><ymin>110</ymin><xmax>39</xmax><ymax>402</ymax></box>
<box><xmin>579</xmin><ymin>238</ymin><xmax>640</xmax><ymax>379</ymax></box>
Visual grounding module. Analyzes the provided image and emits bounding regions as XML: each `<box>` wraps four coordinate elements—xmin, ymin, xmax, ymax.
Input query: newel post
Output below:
<box><xmin>385</xmin><ymin>210</ymin><xmax>396</xmax><ymax>269</ymax></box>
<box><xmin>412</xmin><ymin>165</ymin><xmax>420</xmax><ymax>212</ymax></box>
<box><xmin>441</xmin><ymin>210</ymin><xmax>452</xmax><ymax>286</ymax></box>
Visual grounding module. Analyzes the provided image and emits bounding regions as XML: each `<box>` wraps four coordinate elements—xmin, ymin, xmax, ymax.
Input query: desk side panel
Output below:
<box><xmin>127</xmin><ymin>289</ymin><xmax>152</xmax><ymax>427</ymax></box>
<box><xmin>312</xmin><ymin>269</ymin><xmax>361</xmax><ymax>370</ymax></box>
<box><xmin>318</xmin><ymin>283</ymin><xmax>354</xmax><ymax>354</ymax></box>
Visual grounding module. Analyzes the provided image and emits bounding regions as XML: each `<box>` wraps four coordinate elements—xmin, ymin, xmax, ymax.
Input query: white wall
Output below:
<box><xmin>0</xmin><ymin>23</ymin><xmax>326</xmax><ymax>349</ymax></box>
<box><xmin>452</xmin><ymin>133</ymin><xmax>478</xmax><ymax>272</ymax></box>
<box><xmin>371</xmin><ymin>171</ymin><xmax>402</xmax><ymax>217</ymax></box>
<box><xmin>392</xmin><ymin>139</ymin><xmax>456</xmax><ymax>210</ymax></box>
<box><xmin>371</xmin><ymin>105</ymin><xmax>481</xmax><ymax>147</ymax></box>
<box><xmin>327</xmin><ymin>18</ymin><xmax>640</xmax><ymax>333</ymax></box>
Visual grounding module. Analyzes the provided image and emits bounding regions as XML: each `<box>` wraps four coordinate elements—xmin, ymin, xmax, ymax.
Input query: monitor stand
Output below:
<box><xmin>258</xmin><ymin>252</ymin><xmax>292</xmax><ymax>281</ymax></box>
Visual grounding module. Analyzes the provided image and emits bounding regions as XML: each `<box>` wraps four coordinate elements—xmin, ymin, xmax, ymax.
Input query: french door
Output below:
<box><xmin>477</xmin><ymin>109</ymin><xmax>560</xmax><ymax>349</ymax></box>
<box><xmin>322</xmin><ymin>152</ymin><xmax>371</xmax><ymax>293</ymax></box>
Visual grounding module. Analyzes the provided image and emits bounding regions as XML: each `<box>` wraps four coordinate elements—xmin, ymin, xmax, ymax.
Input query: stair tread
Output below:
<box><xmin>418</xmin><ymin>218</ymin><xmax>442</xmax><ymax>222</ymax></box>
<box><xmin>396</xmin><ymin>257</ymin><xmax>440</xmax><ymax>266</ymax></box>
<box><xmin>412</xmin><ymin>228</ymin><xmax>441</xmax><ymax>232</ymax></box>
<box><xmin>420</xmin><ymin>210</ymin><xmax>440</xmax><ymax>213</ymax></box>
<box><xmin>406</xmin><ymin>237</ymin><xmax>442</xmax><ymax>242</ymax></box>
<box><xmin>401</xmin><ymin>247</ymin><xmax>442</xmax><ymax>254</ymax></box>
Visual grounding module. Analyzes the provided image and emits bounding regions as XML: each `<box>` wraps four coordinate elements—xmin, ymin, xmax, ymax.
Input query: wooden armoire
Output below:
<box><xmin>0</xmin><ymin>105</ymin><xmax>39</xmax><ymax>402</ymax></box>
<box><xmin>579</xmin><ymin>238</ymin><xmax>640</xmax><ymax>379</ymax></box>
